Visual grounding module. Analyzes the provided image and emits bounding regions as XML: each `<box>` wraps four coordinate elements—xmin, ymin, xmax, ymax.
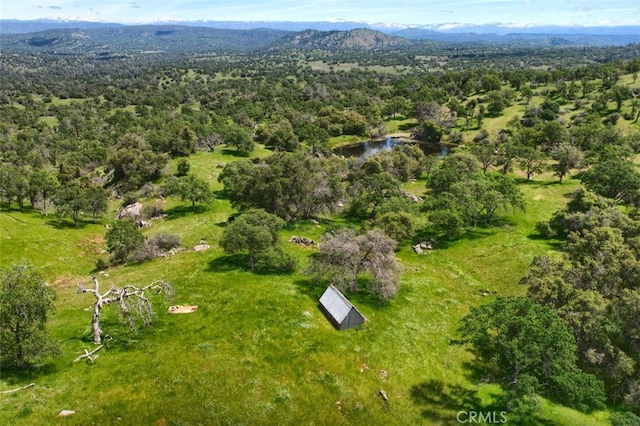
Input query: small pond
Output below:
<box><xmin>333</xmin><ymin>137</ymin><xmax>449</xmax><ymax>159</ymax></box>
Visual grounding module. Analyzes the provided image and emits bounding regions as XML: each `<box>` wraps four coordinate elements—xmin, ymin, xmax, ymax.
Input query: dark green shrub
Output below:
<box><xmin>95</xmin><ymin>257</ymin><xmax>109</xmax><ymax>272</ymax></box>
<box><xmin>148</xmin><ymin>233</ymin><xmax>181</xmax><ymax>251</ymax></box>
<box><xmin>535</xmin><ymin>220</ymin><xmax>554</xmax><ymax>238</ymax></box>
<box><xmin>254</xmin><ymin>247</ymin><xmax>297</xmax><ymax>274</ymax></box>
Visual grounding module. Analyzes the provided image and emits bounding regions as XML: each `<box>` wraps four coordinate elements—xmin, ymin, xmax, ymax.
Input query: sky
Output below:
<box><xmin>3</xmin><ymin>0</ymin><xmax>640</xmax><ymax>27</ymax></box>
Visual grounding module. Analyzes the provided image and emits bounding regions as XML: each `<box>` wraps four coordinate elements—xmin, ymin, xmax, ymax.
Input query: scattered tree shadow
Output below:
<box><xmin>410</xmin><ymin>379</ymin><xmax>490</xmax><ymax>422</ymax></box>
<box><xmin>384</xmin><ymin>115</ymin><xmax>408</xmax><ymax>122</ymax></box>
<box><xmin>213</xmin><ymin>189</ymin><xmax>229</xmax><ymax>200</ymax></box>
<box><xmin>206</xmin><ymin>253</ymin><xmax>297</xmax><ymax>275</ymax></box>
<box><xmin>293</xmin><ymin>278</ymin><xmax>391</xmax><ymax>310</ymax></box>
<box><xmin>458</xmin><ymin>359</ymin><xmax>494</xmax><ymax>384</ymax></box>
<box><xmin>412</xmin><ymin>218</ymin><xmax>521</xmax><ymax>250</ymax></box>
<box><xmin>410</xmin><ymin>360</ymin><xmax>558</xmax><ymax>426</ymax></box>
<box><xmin>572</xmin><ymin>170</ymin><xmax>586</xmax><ymax>180</ymax></box>
<box><xmin>446</xmin><ymin>228</ymin><xmax>499</xmax><ymax>244</ymax></box>
<box><xmin>256</xmin><ymin>269</ymin><xmax>297</xmax><ymax>276</ymax></box>
<box><xmin>163</xmin><ymin>204</ymin><xmax>208</xmax><ymax>220</ymax></box>
<box><xmin>283</xmin><ymin>217</ymin><xmax>324</xmax><ymax>231</ymax></box>
<box><xmin>525</xmin><ymin>232</ymin><xmax>548</xmax><ymax>242</ymax></box>
<box><xmin>0</xmin><ymin>362</ymin><xmax>58</xmax><ymax>387</ymax></box>
<box><xmin>45</xmin><ymin>218</ymin><xmax>90</xmax><ymax>230</ymax></box>
<box><xmin>0</xmin><ymin>362</ymin><xmax>59</xmax><ymax>384</ymax></box>
<box><xmin>0</xmin><ymin>208</ymin><xmax>56</xmax><ymax>226</ymax></box>
<box><xmin>310</xmin><ymin>217</ymin><xmax>357</xmax><ymax>233</ymax></box>
<box><xmin>99</xmin><ymin>328</ymin><xmax>157</xmax><ymax>353</ymax></box>
<box><xmin>412</xmin><ymin>227</ymin><xmax>441</xmax><ymax>244</ymax></box>
<box><xmin>0</xmin><ymin>205</ymin><xmax>40</xmax><ymax>215</ymax></box>
<box><xmin>485</xmin><ymin>216</ymin><xmax>522</xmax><ymax>229</ymax></box>
<box><xmin>513</xmin><ymin>176</ymin><xmax>545</xmax><ymax>185</ymax></box>
<box><xmin>32</xmin><ymin>207</ymin><xmax>105</xmax><ymax>229</ymax></box>
<box><xmin>206</xmin><ymin>253</ymin><xmax>250</xmax><ymax>272</ymax></box>
<box><xmin>218</xmin><ymin>148</ymin><xmax>252</xmax><ymax>158</ymax></box>
<box><xmin>293</xmin><ymin>278</ymin><xmax>329</xmax><ymax>302</ymax></box>
<box><xmin>526</xmin><ymin>234</ymin><xmax>563</xmax><ymax>251</ymax></box>
<box><xmin>214</xmin><ymin>214</ymin><xmax>239</xmax><ymax>228</ymax></box>
<box><xmin>398</xmin><ymin>122</ymin><xmax>417</xmax><ymax>131</ymax></box>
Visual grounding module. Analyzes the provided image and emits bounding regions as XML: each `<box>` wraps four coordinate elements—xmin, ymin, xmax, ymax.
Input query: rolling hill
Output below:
<box><xmin>0</xmin><ymin>26</ymin><xmax>421</xmax><ymax>56</ymax></box>
<box><xmin>0</xmin><ymin>25</ymin><xmax>291</xmax><ymax>55</ymax></box>
<box><xmin>276</xmin><ymin>28</ymin><xmax>412</xmax><ymax>49</ymax></box>
<box><xmin>3</xmin><ymin>19</ymin><xmax>639</xmax><ymax>46</ymax></box>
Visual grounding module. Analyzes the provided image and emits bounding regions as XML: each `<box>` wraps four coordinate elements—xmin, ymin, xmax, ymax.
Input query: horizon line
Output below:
<box><xmin>2</xmin><ymin>17</ymin><xmax>640</xmax><ymax>29</ymax></box>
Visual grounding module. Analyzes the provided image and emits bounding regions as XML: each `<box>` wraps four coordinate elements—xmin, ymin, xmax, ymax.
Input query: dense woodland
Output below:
<box><xmin>2</xmin><ymin>26</ymin><xmax>640</xmax><ymax>424</ymax></box>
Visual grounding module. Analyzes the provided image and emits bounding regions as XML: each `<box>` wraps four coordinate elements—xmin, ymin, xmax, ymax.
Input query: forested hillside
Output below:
<box><xmin>0</xmin><ymin>26</ymin><xmax>290</xmax><ymax>54</ymax></box>
<box><xmin>1</xmin><ymin>29</ymin><xmax>640</xmax><ymax>424</ymax></box>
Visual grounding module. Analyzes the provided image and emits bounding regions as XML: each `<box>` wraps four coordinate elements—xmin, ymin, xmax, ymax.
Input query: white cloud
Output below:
<box><xmin>7</xmin><ymin>0</ymin><xmax>640</xmax><ymax>26</ymax></box>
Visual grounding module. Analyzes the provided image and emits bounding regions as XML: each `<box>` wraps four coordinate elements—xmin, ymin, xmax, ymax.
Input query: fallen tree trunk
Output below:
<box><xmin>0</xmin><ymin>383</ymin><xmax>35</xmax><ymax>394</ymax></box>
<box><xmin>73</xmin><ymin>345</ymin><xmax>103</xmax><ymax>363</ymax></box>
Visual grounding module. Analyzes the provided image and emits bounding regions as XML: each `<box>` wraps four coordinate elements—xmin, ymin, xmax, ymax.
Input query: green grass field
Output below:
<box><xmin>0</xmin><ymin>140</ymin><xmax>613</xmax><ymax>425</ymax></box>
<box><xmin>6</xmin><ymin>71</ymin><xmax>640</xmax><ymax>423</ymax></box>
<box><xmin>8</xmin><ymin>74</ymin><xmax>640</xmax><ymax>425</ymax></box>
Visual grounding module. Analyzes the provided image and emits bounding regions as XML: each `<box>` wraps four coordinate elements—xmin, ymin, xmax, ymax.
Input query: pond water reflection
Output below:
<box><xmin>333</xmin><ymin>137</ymin><xmax>449</xmax><ymax>159</ymax></box>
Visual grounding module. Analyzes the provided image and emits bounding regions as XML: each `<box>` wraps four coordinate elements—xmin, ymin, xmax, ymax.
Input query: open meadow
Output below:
<box><xmin>0</xmin><ymin>146</ymin><xmax>612</xmax><ymax>425</ymax></box>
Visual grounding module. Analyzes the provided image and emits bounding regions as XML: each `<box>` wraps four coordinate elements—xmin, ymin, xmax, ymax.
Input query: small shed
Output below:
<box><xmin>318</xmin><ymin>285</ymin><xmax>365</xmax><ymax>330</ymax></box>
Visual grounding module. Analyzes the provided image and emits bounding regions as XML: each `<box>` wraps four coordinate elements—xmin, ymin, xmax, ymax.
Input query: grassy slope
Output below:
<box><xmin>7</xmin><ymin>75</ymin><xmax>640</xmax><ymax>425</ymax></box>
<box><xmin>0</xmin><ymin>143</ymin><xmax>611</xmax><ymax>425</ymax></box>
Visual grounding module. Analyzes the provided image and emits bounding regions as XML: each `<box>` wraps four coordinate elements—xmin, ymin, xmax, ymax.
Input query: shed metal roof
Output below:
<box><xmin>319</xmin><ymin>285</ymin><xmax>357</xmax><ymax>324</ymax></box>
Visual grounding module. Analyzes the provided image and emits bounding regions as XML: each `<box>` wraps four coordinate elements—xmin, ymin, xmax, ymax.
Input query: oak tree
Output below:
<box><xmin>459</xmin><ymin>296</ymin><xmax>605</xmax><ymax>411</ymax></box>
<box><xmin>307</xmin><ymin>228</ymin><xmax>401</xmax><ymax>300</ymax></box>
<box><xmin>163</xmin><ymin>174</ymin><xmax>213</xmax><ymax>210</ymax></box>
<box><xmin>219</xmin><ymin>209</ymin><xmax>294</xmax><ymax>272</ymax></box>
<box><xmin>105</xmin><ymin>220</ymin><xmax>145</xmax><ymax>263</ymax></box>
<box><xmin>0</xmin><ymin>263</ymin><xmax>59</xmax><ymax>368</ymax></box>
<box><xmin>551</xmin><ymin>144</ymin><xmax>583</xmax><ymax>183</ymax></box>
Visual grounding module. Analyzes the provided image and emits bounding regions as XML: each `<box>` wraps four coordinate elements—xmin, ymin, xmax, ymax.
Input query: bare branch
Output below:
<box><xmin>73</xmin><ymin>345</ymin><xmax>103</xmax><ymax>363</ymax></box>
<box><xmin>77</xmin><ymin>277</ymin><xmax>97</xmax><ymax>295</ymax></box>
<box><xmin>307</xmin><ymin>229</ymin><xmax>400</xmax><ymax>299</ymax></box>
<box><xmin>78</xmin><ymin>276</ymin><xmax>173</xmax><ymax>344</ymax></box>
<box><xmin>0</xmin><ymin>383</ymin><xmax>35</xmax><ymax>394</ymax></box>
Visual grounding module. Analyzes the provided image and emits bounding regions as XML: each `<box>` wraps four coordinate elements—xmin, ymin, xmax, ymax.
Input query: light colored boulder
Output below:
<box><xmin>116</xmin><ymin>202</ymin><xmax>143</xmax><ymax>220</ymax></box>
<box><xmin>193</xmin><ymin>240</ymin><xmax>210</xmax><ymax>252</ymax></box>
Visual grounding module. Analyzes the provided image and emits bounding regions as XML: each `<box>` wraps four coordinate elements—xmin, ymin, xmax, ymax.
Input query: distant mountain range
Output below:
<box><xmin>1</xmin><ymin>19</ymin><xmax>125</xmax><ymax>34</ymax></box>
<box><xmin>0</xmin><ymin>26</ymin><xmax>290</xmax><ymax>55</ymax></box>
<box><xmin>279</xmin><ymin>28</ymin><xmax>412</xmax><ymax>49</ymax></box>
<box><xmin>1</xmin><ymin>18</ymin><xmax>639</xmax><ymax>49</ymax></box>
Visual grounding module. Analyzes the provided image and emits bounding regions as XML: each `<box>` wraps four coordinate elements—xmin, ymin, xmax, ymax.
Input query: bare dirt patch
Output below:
<box><xmin>53</xmin><ymin>275</ymin><xmax>81</xmax><ymax>289</ymax></box>
<box><xmin>79</xmin><ymin>236</ymin><xmax>107</xmax><ymax>254</ymax></box>
<box><xmin>168</xmin><ymin>305</ymin><xmax>199</xmax><ymax>314</ymax></box>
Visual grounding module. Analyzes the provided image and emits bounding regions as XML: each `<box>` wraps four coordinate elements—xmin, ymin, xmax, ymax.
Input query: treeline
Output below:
<box><xmin>525</xmin><ymin>188</ymin><xmax>640</xmax><ymax>418</ymax></box>
<box><xmin>458</xmin><ymin>194</ymin><xmax>640</xmax><ymax>423</ymax></box>
<box><xmin>1</xmin><ymin>42</ymin><xmax>639</xmax><ymax>268</ymax></box>
<box><xmin>1</xmin><ymin>47</ymin><xmax>639</xmax><ymax>215</ymax></box>
<box><xmin>457</xmin><ymin>107</ymin><xmax>640</xmax><ymax>420</ymax></box>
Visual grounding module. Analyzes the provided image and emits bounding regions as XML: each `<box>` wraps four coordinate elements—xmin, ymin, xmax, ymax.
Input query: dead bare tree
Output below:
<box><xmin>78</xmin><ymin>276</ymin><xmax>173</xmax><ymax>344</ymax></box>
<box><xmin>307</xmin><ymin>229</ymin><xmax>402</xmax><ymax>300</ymax></box>
<box><xmin>416</xmin><ymin>102</ymin><xmax>457</xmax><ymax>129</ymax></box>
<box><xmin>196</xmin><ymin>133</ymin><xmax>224</xmax><ymax>152</ymax></box>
